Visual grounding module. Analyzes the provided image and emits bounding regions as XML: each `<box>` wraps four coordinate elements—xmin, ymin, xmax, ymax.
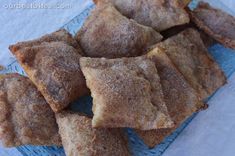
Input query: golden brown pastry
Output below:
<box><xmin>94</xmin><ymin>0</ymin><xmax>190</xmax><ymax>31</ymax></box>
<box><xmin>135</xmin><ymin>47</ymin><xmax>204</xmax><ymax>148</ymax></box>
<box><xmin>9</xmin><ymin>31</ymin><xmax>89</xmax><ymax>112</ymax></box>
<box><xmin>76</xmin><ymin>3</ymin><xmax>162</xmax><ymax>58</ymax></box>
<box><xmin>9</xmin><ymin>29</ymin><xmax>82</xmax><ymax>53</ymax></box>
<box><xmin>0</xmin><ymin>73</ymin><xmax>61</xmax><ymax>147</ymax></box>
<box><xmin>189</xmin><ymin>2</ymin><xmax>235</xmax><ymax>49</ymax></box>
<box><xmin>161</xmin><ymin>23</ymin><xmax>216</xmax><ymax>48</ymax></box>
<box><xmin>199</xmin><ymin>29</ymin><xmax>216</xmax><ymax>48</ymax></box>
<box><xmin>153</xmin><ymin>28</ymin><xmax>226</xmax><ymax>100</ymax></box>
<box><xmin>136</xmin><ymin>129</ymin><xmax>172</xmax><ymax>148</ymax></box>
<box><xmin>56</xmin><ymin>111</ymin><xmax>130</xmax><ymax>156</ymax></box>
<box><xmin>80</xmin><ymin>57</ymin><xmax>173</xmax><ymax>130</ymax></box>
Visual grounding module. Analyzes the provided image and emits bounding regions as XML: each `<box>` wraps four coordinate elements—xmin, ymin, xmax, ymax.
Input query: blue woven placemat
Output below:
<box><xmin>1</xmin><ymin>1</ymin><xmax>235</xmax><ymax>156</ymax></box>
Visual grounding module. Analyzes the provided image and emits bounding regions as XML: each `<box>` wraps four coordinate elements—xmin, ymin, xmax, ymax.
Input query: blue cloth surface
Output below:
<box><xmin>1</xmin><ymin>2</ymin><xmax>235</xmax><ymax>156</ymax></box>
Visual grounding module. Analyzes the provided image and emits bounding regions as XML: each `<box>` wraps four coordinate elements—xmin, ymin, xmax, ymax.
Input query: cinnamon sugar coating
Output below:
<box><xmin>94</xmin><ymin>0</ymin><xmax>190</xmax><ymax>31</ymax></box>
<box><xmin>76</xmin><ymin>4</ymin><xmax>162</xmax><ymax>58</ymax></box>
<box><xmin>0</xmin><ymin>73</ymin><xmax>61</xmax><ymax>147</ymax></box>
<box><xmin>135</xmin><ymin>48</ymin><xmax>204</xmax><ymax>148</ymax></box>
<box><xmin>189</xmin><ymin>2</ymin><xmax>235</xmax><ymax>49</ymax></box>
<box><xmin>9</xmin><ymin>29</ymin><xmax>82</xmax><ymax>53</ymax></box>
<box><xmin>153</xmin><ymin>28</ymin><xmax>226</xmax><ymax>100</ymax></box>
<box><xmin>80</xmin><ymin>56</ymin><xmax>173</xmax><ymax>130</ymax></box>
<box><xmin>56</xmin><ymin>111</ymin><xmax>130</xmax><ymax>156</ymax></box>
<box><xmin>9</xmin><ymin>31</ymin><xmax>89</xmax><ymax>112</ymax></box>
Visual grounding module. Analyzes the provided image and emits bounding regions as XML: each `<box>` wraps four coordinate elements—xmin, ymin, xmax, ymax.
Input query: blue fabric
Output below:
<box><xmin>2</xmin><ymin>2</ymin><xmax>235</xmax><ymax>156</ymax></box>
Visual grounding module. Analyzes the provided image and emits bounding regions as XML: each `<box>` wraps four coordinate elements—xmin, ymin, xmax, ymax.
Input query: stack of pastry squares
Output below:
<box><xmin>1</xmin><ymin>0</ymin><xmax>233</xmax><ymax>155</ymax></box>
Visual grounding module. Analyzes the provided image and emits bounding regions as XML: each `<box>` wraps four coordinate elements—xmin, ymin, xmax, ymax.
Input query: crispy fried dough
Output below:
<box><xmin>177</xmin><ymin>0</ymin><xmax>192</xmax><ymax>8</ymax></box>
<box><xmin>56</xmin><ymin>111</ymin><xmax>130</xmax><ymax>156</ymax></box>
<box><xmin>80</xmin><ymin>56</ymin><xmax>173</xmax><ymax>130</ymax></box>
<box><xmin>161</xmin><ymin>23</ymin><xmax>216</xmax><ymax>48</ymax></box>
<box><xmin>0</xmin><ymin>73</ymin><xmax>61</xmax><ymax>147</ymax></box>
<box><xmin>10</xmin><ymin>38</ymin><xmax>89</xmax><ymax>112</ymax></box>
<box><xmin>147</xmin><ymin>48</ymin><xmax>204</xmax><ymax>122</ymax></box>
<box><xmin>94</xmin><ymin>0</ymin><xmax>190</xmax><ymax>31</ymax></box>
<box><xmin>154</xmin><ymin>28</ymin><xmax>226</xmax><ymax>100</ymax></box>
<box><xmin>199</xmin><ymin>30</ymin><xmax>216</xmax><ymax>48</ymax></box>
<box><xmin>9</xmin><ymin>29</ymin><xmax>82</xmax><ymax>53</ymax></box>
<box><xmin>189</xmin><ymin>2</ymin><xmax>235</xmax><ymax>49</ymax></box>
<box><xmin>135</xmin><ymin>48</ymin><xmax>204</xmax><ymax>148</ymax></box>
<box><xmin>76</xmin><ymin>4</ymin><xmax>162</xmax><ymax>58</ymax></box>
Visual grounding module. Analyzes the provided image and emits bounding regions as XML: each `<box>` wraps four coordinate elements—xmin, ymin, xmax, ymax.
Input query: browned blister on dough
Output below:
<box><xmin>80</xmin><ymin>56</ymin><xmax>174</xmax><ymax>130</ymax></box>
<box><xmin>56</xmin><ymin>111</ymin><xmax>130</xmax><ymax>156</ymax></box>
<box><xmin>0</xmin><ymin>73</ymin><xmax>61</xmax><ymax>147</ymax></box>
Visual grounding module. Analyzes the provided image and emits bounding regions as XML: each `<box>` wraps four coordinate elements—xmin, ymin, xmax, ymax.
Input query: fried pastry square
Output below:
<box><xmin>135</xmin><ymin>47</ymin><xmax>204</xmax><ymax>148</ymax></box>
<box><xmin>80</xmin><ymin>57</ymin><xmax>173</xmax><ymax>130</ymax></box>
<box><xmin>94</xmin><ymin>0</ymin><xmax>190</xmax><ymax>31</ymax></box>
<box><xmin>76</xmin><ymin>3</ymin><xmax>162</xmax><ymax>58</ymax></box>
<box><xmin>154</xmin><ymin>28</ymin><xmax>226</xmax><ymax>100</ymax></box>
<box><xmin>189</xmin><ymin>2</ymin><xmax>235</xmax><ymax>49</ymax></box>
<box><xmin>10</xmin><ymin>32</ymin><xmax>89</xmax><ymax>112</ymax></box>
<box><xmin>0</xmin><ymin>73</ymin><xmax>61</xmax><ymax>147</ymax></box>
<box><xmin>56</xmin><ymin>111</ymin><xmax>130</xmax><ymax>156</ymax></box>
